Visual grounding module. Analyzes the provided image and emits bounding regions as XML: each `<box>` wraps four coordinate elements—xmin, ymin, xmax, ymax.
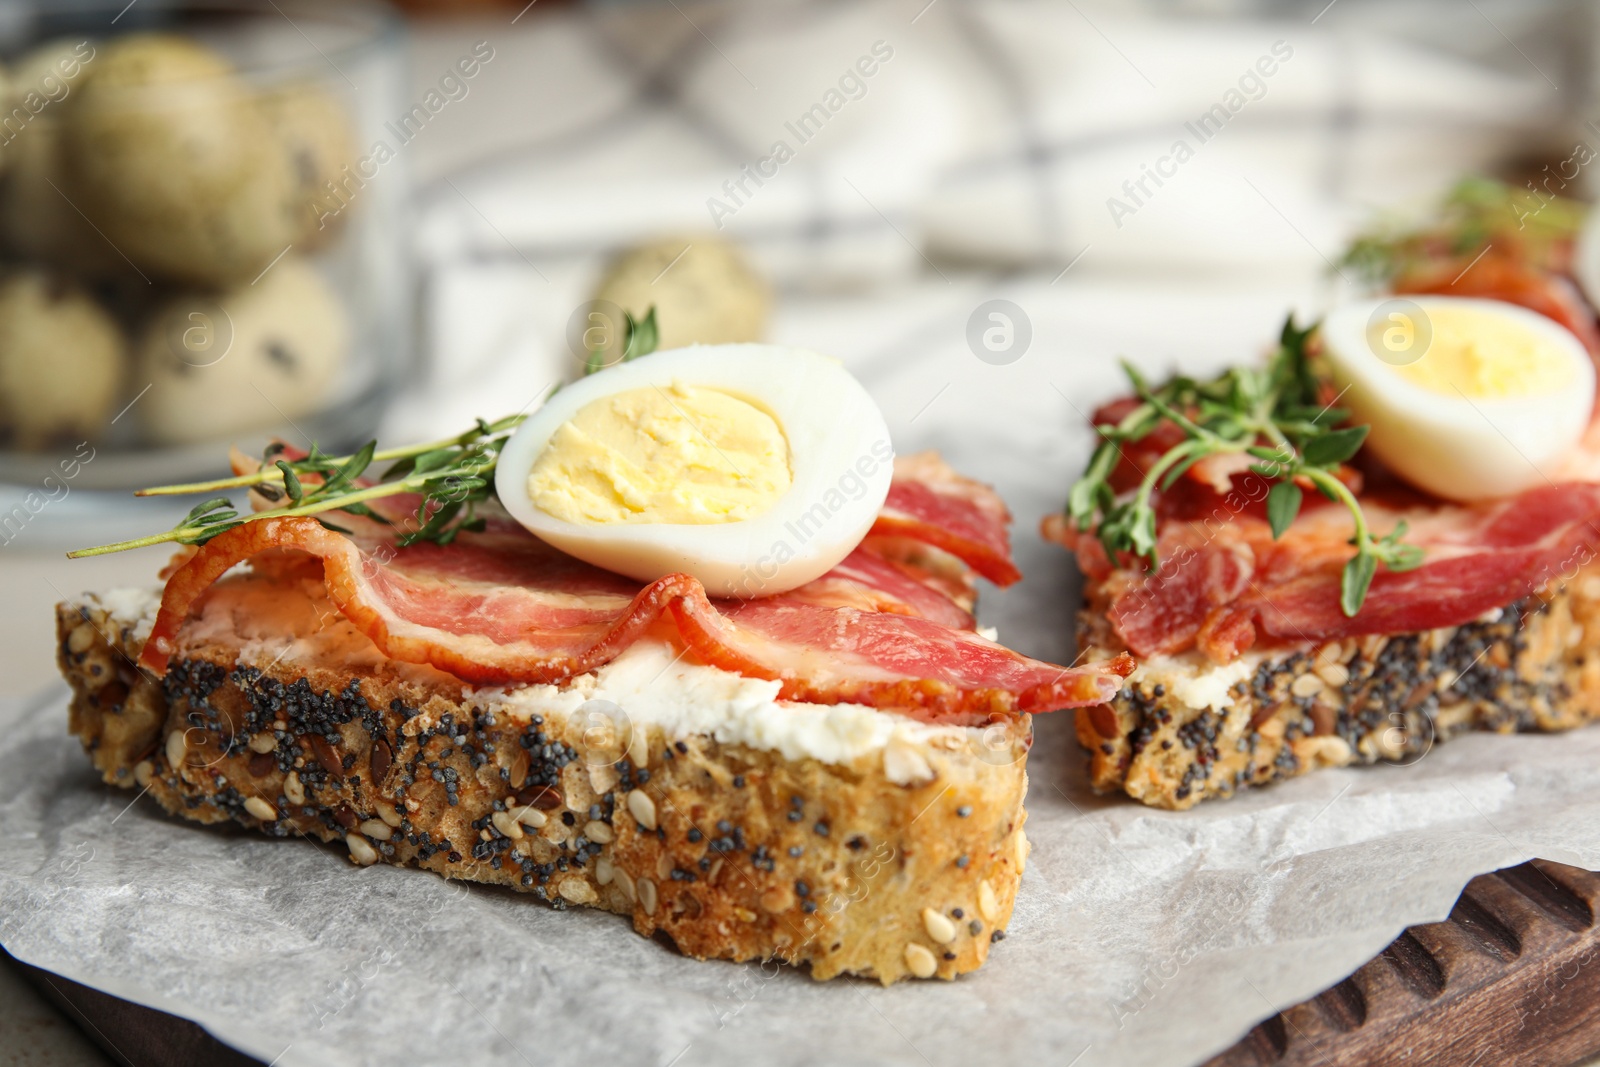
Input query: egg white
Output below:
<box><xmin>495</xmin><ymin>344</ymin><xmax>894</xmax><ymax>597</ymax></box>
<box><xmin>1319</xmin><ymin>295</ymin><xmax>1594</xmax><ymax>502</ymax></box>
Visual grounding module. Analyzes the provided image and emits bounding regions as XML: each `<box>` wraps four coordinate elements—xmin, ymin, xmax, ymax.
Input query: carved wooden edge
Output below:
<box><xmin>1203</xmin><ymin>860</ymin><xmax>1600</xmax><ymax>1067</ymax></box>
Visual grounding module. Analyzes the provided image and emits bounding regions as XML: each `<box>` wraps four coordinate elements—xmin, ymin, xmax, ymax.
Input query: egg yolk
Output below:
<box><xmin>1377</xmin><ymin>304</ymin><xmax>1576</xmax><ymax>399</ymax></box>
<box><xmin>527</xmin><ymin>382</ymin><xmax>792</xmax><ymax>525</ymax></box>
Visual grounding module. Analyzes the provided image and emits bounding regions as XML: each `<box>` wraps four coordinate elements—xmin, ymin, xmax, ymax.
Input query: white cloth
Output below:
<box><xmin>394</xmin><ymin>0</ymin><xmax>1571</xmax><ymax>443</ymax></box>
<box><xmin>413</xmin><ymin>0</ymin><xmax>1563</xmax><ymax>286</ymax></box>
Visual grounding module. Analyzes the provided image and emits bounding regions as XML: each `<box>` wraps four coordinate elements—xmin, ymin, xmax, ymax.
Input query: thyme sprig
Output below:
<box><xmin>68</xmin><ymin>417</ymin><xmax>524</xmax><ymax>558</ymax></box>
<box><xmin>1067</xmin><ymin>316</ymin><xmax>1423</xmax><ymax>616</ymax></box>
<box><xmin>583</xmin><ymin>306</ymin><xmax>659</xmax><ymax>376</ymax></box>
<box><xmin>1341</xmin><ymin>175</ymin><xmax>1586</xmax><ymax>285</ymax></box>
<box><xmin>71</xmin><ymin>306</ymin><xmax>670</xmax><ymax>560</ymax></box>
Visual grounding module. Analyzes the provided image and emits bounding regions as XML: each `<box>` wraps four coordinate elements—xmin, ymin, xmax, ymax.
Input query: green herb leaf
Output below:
<box><xmin>1384</xmin><ymin>543</ymin><xmax>1426</xmax><ymax>572</ymax></box>
<box><xmin>411</xmin><ymin>448</ymin><xmax>455</xmax><ymax>474</ymax></box>
<box><xmin>381</xmin><ymin>455</ymin><xmax>417</xmax><ymax>480</ymax></box>
<box><xmin>1266</xmin><ymin>481</ymin><xmax>1302</xmax><ymax>539</ymax></box>
<box><xmin>185</xmin><ymin>496</ymin><xmax>234</xmax><ymax>522</ymax></box>
<box><xmin>277</xmin><ymin>462</ymin><xmax>304</xmax><ymax>505</ymax></box>
<box><xmin>1301</xmin><ymin>425</ymin><xmax>1369</xmax><ymax>468</ymax></box>
<box><xmin>584</xmin><ymin>305</ymin><xmax>662</xmax><ymax>376</ymax></box>
<box><xmin>68</xmin><ymin>413</ymin><xmax>538</xmax><ymax>558</ymax></box>
<box><xmin>623</xmin><ymin>306</ymin><xmax>660</xmax><ymax>361</ymax></box>
<box><xmin>1062</xmin><ymin>312</ymin><xmax>1414</xmax><ymax>619</ymax></box>
<box><xmin>1127</xmin><ymin>509</ymin><xmax>1158</xmax><ymax>562</ymax></box>
<box><xmin>1375</xmin><ymin>521</ymin><xmax>1425</xmax><ymax>571</ymax></box>
<box><xmin>320</xmin><ymin>440</ymin><xmax>376</xmax><ymax>497</ymax></box>
<box><xmin>175</xmin><ymin>521</ymin><xmax>240</xmax><ymax>546</ymax></box>
<box><xmin>1341</xmin><ymin>551</ymin><xmax>1377</xmax><ymax>617</ymax></box>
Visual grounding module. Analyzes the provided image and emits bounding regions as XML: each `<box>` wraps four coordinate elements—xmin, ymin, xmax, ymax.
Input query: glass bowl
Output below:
<box><xmin>0</xmin><ymin>0</ymin><xmax>411</xmax><ymax>499</ymax></box>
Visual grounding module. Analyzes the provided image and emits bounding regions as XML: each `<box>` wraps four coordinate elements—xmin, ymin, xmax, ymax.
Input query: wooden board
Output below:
<box><xmin>1205</xmin><ymin>860</ymin><xmax>1600</xmax><ymax>1067</ymax></box>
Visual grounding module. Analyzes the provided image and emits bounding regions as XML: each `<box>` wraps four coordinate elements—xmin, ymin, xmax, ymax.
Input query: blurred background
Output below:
<box><xmin>3</xmin><ymin>0</ymin><xmax>1594</xmax><ymax>744</ymax></box>
<box><xmin>0</xmin><ymin>0</ymin><xmax>1595</xmax><ymax>1061</ymax></box>
<box><xmin>0</xmin><ymin>0</ymin><xmax>1593</xmax><ymax>750</ymax></box>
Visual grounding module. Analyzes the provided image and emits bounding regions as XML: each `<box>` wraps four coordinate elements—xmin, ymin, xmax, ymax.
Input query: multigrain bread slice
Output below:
<box><xmin>1073</xmin><ymin>561</ymin><xmax>1600</xmax><ymax>810</ymax></box>
<box><xmin>56</xmin><ymin>572</ymin><xmax>1028</xmax><ymax>984</ymax></box>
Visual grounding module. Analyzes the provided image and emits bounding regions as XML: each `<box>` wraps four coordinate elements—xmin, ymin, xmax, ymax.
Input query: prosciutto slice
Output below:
<box><xmin>870</xmin><ymin>453</ymin><xmax>1023</xmax><ymax>586</ymax></box>
<box><xmin>144</xmin><ymin>454</ymin><xmax>1130</xmax><ymax>722</ymax></box>
<box><xmin>1048</xmin><ymin>481</ymin><xmax>1600</xmax><ymax>664</ymax></box>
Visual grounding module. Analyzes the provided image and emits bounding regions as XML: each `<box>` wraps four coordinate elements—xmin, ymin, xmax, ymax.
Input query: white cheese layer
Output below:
<box><xmin>90</xmin><ymin>585</ymin><xmax>991</xmax><ymax>781</ymax></box>
<box><xmin>1127</xmin><ymin>653</ymin><xmax>1256</xmax><ymax>712</ymax></box>
<box><xmin>83</xmin><ymin>587</ymin><xmax>162</xmax><ymax>643</ymax></box>
<box><xmin>483</xmin><ymin>640</ymin><xmax>985</xmax><ymax>780</ymax></box>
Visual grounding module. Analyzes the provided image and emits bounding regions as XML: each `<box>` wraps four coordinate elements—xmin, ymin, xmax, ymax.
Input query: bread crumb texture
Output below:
<box><xmin>1076</xmin><ymin>568</ymin><xmax>1600</xmax><ymax>810</ymax></box>
<box><xmin>57</xmin><ymin>578</ymin><xmax>1030</xmax><ymax>983</ymax></box>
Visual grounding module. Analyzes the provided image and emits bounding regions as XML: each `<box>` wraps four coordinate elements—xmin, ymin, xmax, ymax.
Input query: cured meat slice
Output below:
<box><xmin>1047</xmin><ymin>484</ymin><xmax>1600</xmax><ymax>663</ymax></box>
<box><xmin>871</xmin><ymin>453</ymin><xmax>1024</xmax><ymax>586</ymax></box>
<box><xmin>145</xmin><ymin>446</ymin><xmax>1131</xmax><ymax>719</ymax></box>
<box><xmin>143</xmin><ymin>516</ymin><xmax>1129</xmax><ymax>720</ymax></box>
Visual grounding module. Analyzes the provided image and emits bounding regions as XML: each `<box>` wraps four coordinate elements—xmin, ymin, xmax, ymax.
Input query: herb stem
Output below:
<box><xmin>66</xmin><ymin>531</ymin><xmax>200</xmax><ymax>559</ymax></box>
<box><xmin>1065</xmin><ymin>314</ymin><xmax>1414</xmax><ymax>616</ymax></box>
<box><xmin>1138</xmin><ymin>439</ymin><xmax>1207</xmax><ymax>501</ymax></box>
<box><xmin>66</xmin><ymin>476</ymin><xmax>439</xmax><ymax>559</ymax></box>
<box><xmin>68</xmin><ymin>310</ymin><xmax>669</xmax><ymax>562</ymax></box>
<box><xmin>1303</xmin><ymin>468</ymin><xmax>1369</xmax><ymax>546</ymax></box>
<box><xmin>1130</xmin><ymin>374</ymin><xmax>1214</xmax><ymax>443</ymax></box>
<box><xmin>132</xmin><ymin>416</ymin><xmax>527</xmax><ymax>497</ymax></box>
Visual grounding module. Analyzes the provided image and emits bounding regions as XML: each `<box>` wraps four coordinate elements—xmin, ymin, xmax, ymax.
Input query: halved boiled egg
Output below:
<box><xmin>495</xmin><ymin>344</ymin><xmax>894</xmax><ymax>596</ymax></box>
<box><xmin>1319</xmin><ymin>295</ymin><xmax>1594</xmax><ymax>502</ymax></box>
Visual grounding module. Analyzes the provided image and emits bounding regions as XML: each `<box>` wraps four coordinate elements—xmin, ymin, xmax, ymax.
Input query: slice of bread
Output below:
<box><xmin>1074</xmin><ymin>562</ymin><xmax>1600</xmax><ymax>810</ymax></box>
<box><xmin>56</xmin><ymin>572</ymin><xmax>1029</xmax><ymax>983</ymax></box>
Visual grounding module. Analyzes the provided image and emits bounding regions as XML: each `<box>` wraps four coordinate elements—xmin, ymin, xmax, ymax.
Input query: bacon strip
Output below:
<box><xmin>1049</xmin><ymin>483</ymin><xmax>1600</xmax><ymax>663</ymax></box>
<box><xmin>672</xmin><ymin>595</ymin><xmax>1131</xmax><ymax>719</ymax></box>
<box><xmin>144</xmin><ymin>461</ymin><xmax>1129</xmax><ymax>719</ymax></box>
<box><xmin>872</xmin><ymin>453</ymin><xmax>1023</xmax><ymax>586</ymax></box>
<box><xmin>142</xmin><ymin>518</ymin><xmax>667</xmax><ymax>685</ymax></box>
<box><xmin>796</xmin><ymin>548</ymin><xmax>975</xmax><ymax>630</ymax></box>
<box><xmin>1216</xmin><ymin>486</ymin><xmax>1600</xmax><ymax>657</ymax></box>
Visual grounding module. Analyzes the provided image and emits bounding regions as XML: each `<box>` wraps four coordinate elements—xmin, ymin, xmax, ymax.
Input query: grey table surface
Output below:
<box><xmin>0</xmin><ymin>548</ymin><xmax>196</xmax><ymax>1067</ymax></box>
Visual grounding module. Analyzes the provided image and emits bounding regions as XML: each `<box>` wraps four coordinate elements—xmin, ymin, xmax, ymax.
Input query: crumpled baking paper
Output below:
<box><xmin>7</xmin><ymin>684</ymin><xmax>1600</xmax><ymax>1067</ymax></box>
<box><xmin>7</xmin><ymin>275</ymin><xmax>1600</xmax><ymax>1067</ymax></box>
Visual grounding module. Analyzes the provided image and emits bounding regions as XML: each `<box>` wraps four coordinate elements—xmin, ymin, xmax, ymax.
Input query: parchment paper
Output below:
<box><xmin>7</xmin><ymin>275</ymin><xmax>1600</xmax><ymax>1067</ymax></box>
<box><xmin>7</xmin><ymin>685</ymin><xmax>1600</xmax><ymax>1067</ymax></box>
